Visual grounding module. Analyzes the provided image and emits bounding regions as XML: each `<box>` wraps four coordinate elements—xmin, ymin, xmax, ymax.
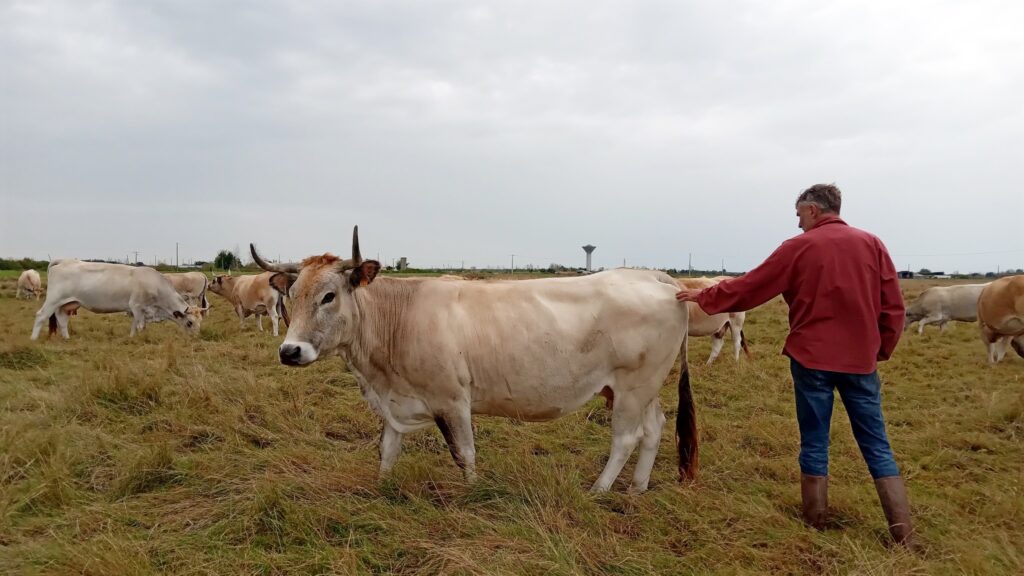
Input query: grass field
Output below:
<box><xmin>0</xmin><ymin>275</ymin><xmax>1021</xmax><ymax>575</ymax></box>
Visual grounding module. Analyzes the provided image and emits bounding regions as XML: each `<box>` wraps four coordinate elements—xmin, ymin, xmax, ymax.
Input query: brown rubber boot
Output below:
<box><xmin>874</xmin><ymin>475</ymin><xmax>915</xmax><ymax>548</ymax></box>
<box><xmin>800</xmin><ymin>474</ymin><xmax>828</xmax><ymax>529</ymax></box>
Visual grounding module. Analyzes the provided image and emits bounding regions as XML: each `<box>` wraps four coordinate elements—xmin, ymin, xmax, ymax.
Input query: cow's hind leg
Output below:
<box><xmin>592</xmin><ymin>397</ymin><xmax>645</xmax><ymax>492</ymax></box>
<box><xmin>378</xmin><ymin>422</ymin><xmax>404</xmax><ymax>476</ymax></box>
<box><xmin>435</xmin><ymin>409</ymin><xmax>476</xmax><ymax>482</ymax></box>
<box><xmin>54</xmin><ymin>309</ymin><xmax>71</xmax><ymax>339</ymax></box>
<box><xmin>31</xmin><ymin>301</ymin><xmax>61</xmax><ymax>340</ymax></box>
<box><xmin>628</xmin><ymin>398</ymin><xmax>667</xmax><ymax>494</ymax></box>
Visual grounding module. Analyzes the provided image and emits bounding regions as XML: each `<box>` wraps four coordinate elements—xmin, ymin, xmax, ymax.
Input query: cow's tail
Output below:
<box><xmin>48</xmin><ymin>314</ymin><xmax>57</xmax><ymax>337</ymax></box>
<box><xmin>676</xmin><ymin>331</ymin><xmax>698</xmax><ymax>481</ymax></box>
<box><xmin>277</xmin><ymin>294</ymin><xmax>290</xmax><ymax>327</ymax></box>
<box><xmin>740</xmin><ymin>329</ymin><xmax>751</xmax><ymax>357</ymax></box>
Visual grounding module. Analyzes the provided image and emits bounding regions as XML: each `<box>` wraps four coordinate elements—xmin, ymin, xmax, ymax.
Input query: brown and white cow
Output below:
<box><xmin>162</xmin><ymin>271</ymin><xmax>210</xmax><ymax>317</ymax></box>
<box><xmin>976</xmin><ymin>275</ymin><xmax>1024</xmax><ymax>363</ymax></box>
<box><xmin>904</xmin><ymin>283</ymin><xmax>988</xmax><ymax>334</ymax></box>
<box><xmin>30</xmin><ymin>260</ymin><xmax>203</xmax><ymax>339</ymax></box>
<box><xmin>208</xmin><ymin>272</ymin><xmax>288</xmax><ymax>336</ymax></box>
<box><xmin>17</xmin><ymin>269</ymin><xmax>42</xmax><ymax>300</ymax></box>
<box><xmin>252</xmin><ymin>227</ymin><xmax>696</xmax><ymax>493</ymax></box>
<box><xmin>677</xmin><ymin>277</ymin><xmax>749</xmax><ymax>365</ymax></box>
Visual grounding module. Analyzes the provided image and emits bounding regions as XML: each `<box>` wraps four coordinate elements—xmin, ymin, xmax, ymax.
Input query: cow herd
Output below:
<box><xmin>12</xmin><ymin>229</ymin><xmax>1024</xmax><ymax>492</ymax></box>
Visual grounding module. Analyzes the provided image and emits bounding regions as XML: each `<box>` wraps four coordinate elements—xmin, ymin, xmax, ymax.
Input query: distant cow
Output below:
<box><xmin>904</xmin><ymin>283</ymin><xmax>989</xmax><ymax>334</ymax></box>
<box><xmin>251</xmin><ymin>227</ymin><xmax>697</xmax><ymax>494</ymax></box>
<box><xmin>162</xmin><ymin>272</ymin><xmax>210</xmax><ymax>317</ymax></box>
<box><xmin>30</xmin><ymin>260</ymin><xmax>204</xmax><ymax>339</ymax></box>
<box><xmin>976</xmin><ymin>275</ymin><xmax>1024</xmax><ymax>363</ymax></box>
<box><xmin>678</xmin><ymin>277</ymin><xmax>749</xmax><ymax>365</ymax></box>
<box><xmin>208</xmin><ymin>272</ymin><xmax>288</xmax><ymax>336</ymax></box>
<box><xmin>17</xmin><ymin>269</ymin><xmax>42</xmax><ymax>300</ymax></box>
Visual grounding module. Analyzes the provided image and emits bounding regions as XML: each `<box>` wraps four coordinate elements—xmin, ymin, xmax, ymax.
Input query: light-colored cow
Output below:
<box><xmin>162</xmin><ymin>272</ymin><xmax>210</xmax><ymax>317</ymax></box>
<box><xmin>976</xmin><ymin>275</ymin><xmax>1024</xmax><ymax>363</ymax></box>
<box><xmin>252</xmin><ymin>227</ymin><xmax>697</xmax><ymax>494</ymax></box>
<box><xmin>30</xmin><ymin>260</ymin><xmax>204</xmax><ymax>339</ymax></box>
<box><xmin>17</xmin><ymin>269</ymin><xmax>42</xmax><ymax>300</ymax></box>
<box><xmin>677</xmin><ymin>277</ymin><xmax>749</xmax><ymax>365</ymax></box>
<box><xmin>208</xmin><ymin>272</ymin><xmax>287</xmax><ymax>336</ymax></box>
<box><xmin>904</xmin><ymin>283</ymin><xmax>989</xmax><ymax>334</ymax></box>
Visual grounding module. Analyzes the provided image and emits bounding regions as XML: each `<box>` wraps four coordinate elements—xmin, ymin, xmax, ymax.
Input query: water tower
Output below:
<box><xmin>582</xmin><ymin>245</ymin><xmax>596</xmax><ymax>271</ymax></box>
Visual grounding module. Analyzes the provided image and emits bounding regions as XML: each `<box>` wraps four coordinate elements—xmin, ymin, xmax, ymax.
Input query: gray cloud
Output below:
<box><xmin>2</xmin><ymin>0</ymin><xmax>1022</xmax><ymax>273</ymax></box>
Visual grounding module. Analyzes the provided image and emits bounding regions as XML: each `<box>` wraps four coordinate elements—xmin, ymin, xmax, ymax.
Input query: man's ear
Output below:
<box><xmin>350</xmin><ymin>260</ymin><xmax>382</xmax><ymax>288</ymax></box>
<box><xmin>269</xmin><ymin>272</ymin><xmax>296</xmax><ymax>296</ymax></box>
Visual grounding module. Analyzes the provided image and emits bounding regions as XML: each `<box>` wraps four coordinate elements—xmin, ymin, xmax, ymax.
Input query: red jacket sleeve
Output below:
<box><xmin>876</xmin><ymin>242</ymin><xmax>905</xmax><ymax>361</ymax></box>
<box><xmin>696</xmin><ymin>241</ymin><xmax>795</xmax><ymax>315</ymax></box>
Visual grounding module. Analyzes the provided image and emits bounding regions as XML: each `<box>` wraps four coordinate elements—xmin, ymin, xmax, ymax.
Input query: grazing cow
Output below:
<box><xmin>208</xmin><ymin>272</ymin><xmax>288</xmax><ymax>336</ymax></box>
<box><xmin>162</xmin><ymin>271</ymin><xmax>211</xmax><ymax>317</ymax></box>
<box><xmin>677</xmin><ymin>277</ymin><xmax>749</xmax><ymax>365</ymax></box>
<box><xmin>30</xmin><ymin>260</ymin><xmax>204</xmax><ymax>339</ymax></box>
<box><xmin>252</xmin><ymin>227</ymin><xmax>696</xmax><ymax>493</ymax></box>
<box><xmin>976</xmin><ymin>275</ymin><xmax>1024</xmax><ymax>363</ymax></box>
<box><xmin>17</xmin><ymin>269</ymin><xmax>42</xmax><ymax>300</ymax></box>
<box><xmin>904</xmin><ymin>283</ymin><xmax>989</xmax><ymax>334</ymax></box>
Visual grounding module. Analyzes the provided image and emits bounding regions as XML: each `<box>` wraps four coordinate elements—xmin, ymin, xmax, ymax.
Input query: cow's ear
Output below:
<box><xmin>173</xmin><ymin>310</ymin><xmax>185</xmax><ymax>319</ymax></box>
<box><xmin>350</xmin><ymin>260</ymin><xmax>382</xmax><ymax>288</ymax></box>
<box><xmin>269</xmin><ymin>272</ymin><xmax>296</xmax><ymax>296</ymax></box>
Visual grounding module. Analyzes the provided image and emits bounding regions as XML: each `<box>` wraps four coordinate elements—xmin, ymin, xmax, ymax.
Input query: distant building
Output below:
<box><xmin>397</xmin><ymin>257</ymin><xmax>409</xmax><ymax>271</ymax></box>
<box><xmin>898</xmin><ymin>271</ymin><xmax>914</xmax><ymax>279</ymax></box>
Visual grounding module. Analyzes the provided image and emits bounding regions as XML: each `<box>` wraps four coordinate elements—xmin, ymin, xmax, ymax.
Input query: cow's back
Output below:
<box><xmin>18</xmin><ymin>269</ymin><xmax>41</xmax><ymax>290</ymax></box>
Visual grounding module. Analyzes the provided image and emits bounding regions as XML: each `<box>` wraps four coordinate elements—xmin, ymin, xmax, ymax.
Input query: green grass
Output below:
<box><xmin>0</xmin><ymin>279</ymin><xmax>1020</xmax><ymax>574</ymax></box>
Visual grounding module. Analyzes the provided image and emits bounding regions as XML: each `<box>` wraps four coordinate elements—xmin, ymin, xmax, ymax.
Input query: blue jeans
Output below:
<box><xmin>790</xmin><ymin>359</ymin><xmax>900</xmax><ymax>479</ymax></box>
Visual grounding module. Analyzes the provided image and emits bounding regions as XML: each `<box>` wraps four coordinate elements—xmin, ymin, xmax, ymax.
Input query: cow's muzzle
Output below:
<box><xmin>279</xmin><ymin>341</ymin><xmax>316</xmax><ymax>366</ymax></box>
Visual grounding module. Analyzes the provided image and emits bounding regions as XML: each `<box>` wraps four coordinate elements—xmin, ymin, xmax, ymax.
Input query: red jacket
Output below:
<box><xmin>695</xmin><ymin>215</ymin><xmax>904</xmax><ymax>374</ymax></box>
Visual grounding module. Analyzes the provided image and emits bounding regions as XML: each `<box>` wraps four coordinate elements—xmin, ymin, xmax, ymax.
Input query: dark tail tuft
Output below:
<box><xmin>48</xmin><ymin>314</ymin><xmax>57</xmax><ymax>337</ymax></box>
<box><xmin>1012</xmin><ymin>338</ymin><xmax>1024</xmax><ymax>359</ymax></box>
<box><xmin>676</xmin><ymin>365</ymin><xmax>699</xmax><ymax>481</ymax></box>
<box><xmin>740</xmin><ymin>330</ymin><xmax>751</xmax><ymax>357</ymax></box>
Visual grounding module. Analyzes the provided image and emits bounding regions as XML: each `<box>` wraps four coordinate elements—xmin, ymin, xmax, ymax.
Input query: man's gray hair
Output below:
<box><xmin>796</xmin><ymin>183</ymin><xmax>842</xmax><ymax>214</ymax></box>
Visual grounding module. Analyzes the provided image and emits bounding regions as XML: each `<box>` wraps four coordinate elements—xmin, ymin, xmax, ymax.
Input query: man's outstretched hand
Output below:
<box><xmin>675</xmin><ymin>288</ymin><xmax>701</xmax><ymax>303</ymax></box>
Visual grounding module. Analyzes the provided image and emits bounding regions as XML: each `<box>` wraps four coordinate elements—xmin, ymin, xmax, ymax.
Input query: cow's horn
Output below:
<box><xmin>351</xmin><ymin>225</ymin><xmax>363</xmax><ymax>266</ymax></box>
<box><xmin>251</xmin><ymin>243</ymin><xmax>299</xmax><ymax>273</ymax></box>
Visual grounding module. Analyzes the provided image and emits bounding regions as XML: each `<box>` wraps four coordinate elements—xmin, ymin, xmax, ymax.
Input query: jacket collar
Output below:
<box><xmin>810</xmin><ymin>214</ymin><xmax>846</xmax><ymax>231</ymax></box>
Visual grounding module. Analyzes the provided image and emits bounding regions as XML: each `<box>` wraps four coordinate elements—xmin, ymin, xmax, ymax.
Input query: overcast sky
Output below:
<box><xmin>2</xmin><ymin>1</ymin><xmax>1022</xmax><ymax>273</ymax></box>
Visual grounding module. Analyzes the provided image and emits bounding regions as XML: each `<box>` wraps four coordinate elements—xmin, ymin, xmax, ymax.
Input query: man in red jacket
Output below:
<box><xmin>676</xmin><ymin>184</ymin><xmax>914</xmax><ymax>547</ymax></box>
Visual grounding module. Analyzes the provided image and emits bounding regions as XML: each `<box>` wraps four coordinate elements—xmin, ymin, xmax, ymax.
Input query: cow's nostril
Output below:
<box><xmin>279</xmin><ymin>344</ymin><xmax>302</xmax><ymax>365</ymax></box>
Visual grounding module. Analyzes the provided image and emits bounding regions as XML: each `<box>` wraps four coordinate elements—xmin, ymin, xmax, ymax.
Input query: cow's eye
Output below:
<box><xmin>321</xmin><ymin>292</ymin><xmax>335</xmax><ymax>305</ymax></box>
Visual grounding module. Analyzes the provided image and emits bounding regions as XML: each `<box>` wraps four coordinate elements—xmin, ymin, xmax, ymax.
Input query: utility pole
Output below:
<box><xmin>688</xmin><ymin>253</ymin><xmax>692</xmax><ymax>277</ymax></box>
<box><xmin>175</xmin><ymin>242</ymin><xmax>179</xmax><ymax>270</ymax></box>
<box><xmin>511</xmin><ymin>254</ymin><xmax>516</xmax><ymax>274</ymax></box>
<box><xmin>133</xmin><ymin>251</ymin><xmax>139</xmax><ymax>265</ymax></box>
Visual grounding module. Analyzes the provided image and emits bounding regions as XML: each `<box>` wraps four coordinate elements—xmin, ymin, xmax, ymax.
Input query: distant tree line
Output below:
<box><xmin>0</xmin><ymin>257</ymin><xmax>49</xmax><ymax>270</ymax></box>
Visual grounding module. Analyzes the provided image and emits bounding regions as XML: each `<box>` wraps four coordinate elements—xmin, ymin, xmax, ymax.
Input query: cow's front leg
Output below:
<box><xmin>378</xmin><ymin>422</ymin><xmax>404</xmax><ymax>476</ymax></box>
<box><xmin>435</xmin><ymin>409</ymin><xmax>476</xmax><ymax>482</ymax></box>
<box><xmin>129</xmin><ymin>308</ymin><xmax>145</xmax><ymax>337</ymax></box>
